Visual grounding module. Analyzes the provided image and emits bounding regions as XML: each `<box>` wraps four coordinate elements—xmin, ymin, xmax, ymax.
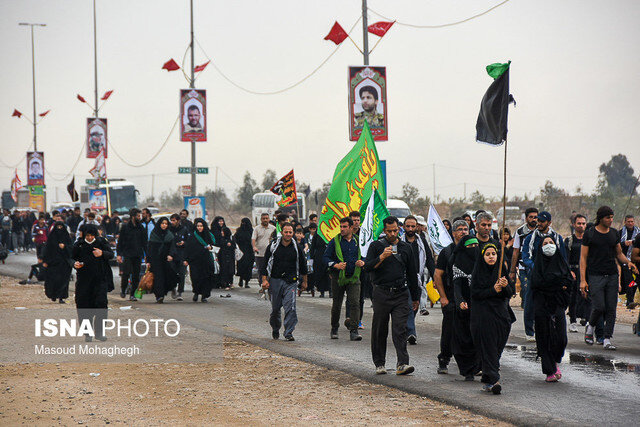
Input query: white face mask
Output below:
<box><xmin>542</xmin><ymin>243</ymin><xmax>557</xmax><ymax>257</ymax></box>
<box><xmin>85</xmin><ymin>237</ymin><xmax>95</xmax><ymax>244</ymax></box>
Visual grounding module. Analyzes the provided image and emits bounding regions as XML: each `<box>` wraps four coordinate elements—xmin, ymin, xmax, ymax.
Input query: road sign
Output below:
<box><xmin>179</xmin><ymin>167</ymin><xmax>208</xmax><ymax>174</ymax></box>
<box><xmin>181</xmin><ymin>185</ymin><xmax>191</xmax><ymax>197</ymax></box>
<box><xmin>85</xmin><ymin>179</ymin><xmax>96</xmax><ymax>185</ymax></box>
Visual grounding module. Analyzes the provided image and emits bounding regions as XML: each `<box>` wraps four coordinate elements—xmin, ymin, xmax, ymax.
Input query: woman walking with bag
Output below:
<box><xmin>43</xmin><ymin>221</ymin><xmax>73</xmax><ymax>303</ymax></box>
<box><xmin>147</xmin><ymin>217</ymin><xmax>179</xmax><ymax>303</ymax></box>
<box><xmin>234</xmin><ymin>218</ymin><xmax>254</xmax><ymax>288</ymax></box>
<box><xmin>184</xmin><ymin>218</ymin><xmax>217</xmax><ymax>302</ymax></box>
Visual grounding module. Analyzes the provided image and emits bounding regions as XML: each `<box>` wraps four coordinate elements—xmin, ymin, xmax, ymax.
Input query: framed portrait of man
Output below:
<box><xmin>86</xmin><ymin>118</ymin><xmax>108</xmax><ymax>159</ymax></box>
<box><xmin>180</xmin><ymin>89</ymin><xmax>207</xmax><ymax>142</ymax></box>
<box><xmin>348</xmin><ymin>66</ymin><xmax>388</xmax><ymax>141</ymax></box>
<box><xmin>26</xmin><ymin>151</ymin><xmax>45</xmax><ymax>186</ymax></box>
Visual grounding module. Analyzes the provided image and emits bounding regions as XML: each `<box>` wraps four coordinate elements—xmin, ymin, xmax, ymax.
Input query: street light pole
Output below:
<box><xmin>19</xmin><ymin>22</ymin><xmax>46</xmax><ymax>151</ymax></box>
<box><xmin>93</xmin><ymin>0</ymin><xmax>99</xmax><ymax>118</ymax></box>
<box><xmin>189</xmin><ymin>0</ymin><xmax>197</xmax><ymax>197</ymax></box>
<box><xmin>362</xmin><ymin>0</ymin><xmax>369</xmax><ymax>65</ymax></box>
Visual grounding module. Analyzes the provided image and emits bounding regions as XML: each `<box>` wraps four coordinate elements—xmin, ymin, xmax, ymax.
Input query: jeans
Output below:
<box><xmin>269</xmin><ymin>278</ymin><xmax>298</xmax><ymax>337</ymax></box>
<box><xmin>521</xmin><ymin>270</ymin><xmax>535</xmax><ymax>336</ymax></box>
<box><xmin>588</xmin><ymin>274</ymin><xmax>619</xmax><ymax>339</ymax></box>
<box><xmin>407</xmin><ymin>292</ymin><xmax>419</xmax><ymax>337</ymax></box>
<box><xmin>330</xmin><ymin>273</ymin><xmax>360</xmax><ymax>331</ymax></box>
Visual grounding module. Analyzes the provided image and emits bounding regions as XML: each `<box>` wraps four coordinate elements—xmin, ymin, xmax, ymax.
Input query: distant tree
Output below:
<box><xmin>469</xmin><ymin>190</ymin><xmax>487</xmax><ymax>209</ymax></box>
<box><xmin>235</xmin><ymin>171</ymin><xmax>259</xmax><ymax>211</ymax></box>
<box><xmin>597</xmin><ymin>154</ymin><xmax>637</xmax><ymax>196</ymax></box>
<box><xmin>400</xmin><ymin>183</ymin><xmax>420</xmax><ymax>206</ymax></box>
<box><xmin>261</xmin><ymin>169</ymin><xmax>277</xmax><ymax>191</ymax></box>
<box><xmin>159</xmin><ymin>188</ymin><xmax>183</xmax><ymax>210</ymax></box>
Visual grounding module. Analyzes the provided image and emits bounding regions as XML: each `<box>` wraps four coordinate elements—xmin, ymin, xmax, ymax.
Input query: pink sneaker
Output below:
<box><xmin>545</xmin><ymin>374</ymin><xmax>558</xmax><ymax>382</ymax></box>
<box><xmin>555</xmin><ymin>368</ymin><xmax>562</xmax><ymax>380</ymax></box>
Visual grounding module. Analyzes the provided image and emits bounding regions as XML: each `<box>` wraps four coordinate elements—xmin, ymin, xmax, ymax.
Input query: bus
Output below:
<box><xmin>251</xmin><ymin>192</ymin><xmax>306</xmax><ymax>226</ymax></box>
<box><xmin>81</xmin><ymin>179</ymin><xmax>138</xmax><ymax>214</ymax></box>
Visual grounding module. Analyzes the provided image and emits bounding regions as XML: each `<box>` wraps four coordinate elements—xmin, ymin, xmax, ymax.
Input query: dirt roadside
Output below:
<box><xmin>0</xmin><ymin>276</ymin><xmax>508</xmax><ymax>426</ymax></box>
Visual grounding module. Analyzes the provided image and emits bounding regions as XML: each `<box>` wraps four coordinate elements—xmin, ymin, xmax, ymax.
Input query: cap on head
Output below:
<box><xmin>538</xmin><ymin>211</ymin><xmax>552</xmax><ymax>222</ymax></box>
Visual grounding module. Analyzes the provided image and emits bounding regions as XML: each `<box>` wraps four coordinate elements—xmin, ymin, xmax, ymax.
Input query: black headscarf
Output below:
<box><xmin>149</xmin><ymin>217</ymin><xmax>173</xmax><ymax>243</ymax></box>
<box><xmin>194</xmin><ymin>218</ymin><xmax>215</xmax><ymax>246</ymax></box>
<box><xmin>235</xmin><ymin>217</ymin><xmax>253</xmax><ymax>240</ymax></box>
<box><xmin>531</xmin><ymin>239</ymin><xmax>571</xmax><ymax>292</ymax></box>
<box><xmin>471</xmin><ymin>243</ymin><xmax>502</xmax><ymax>290</ymax></box>
<box><xmin>453</xmin><ymin>235</ymin><xmax>479</xmax><ymax>275</ymax></box>
<box><xmin>211</xmin><ymin>216</ymin><xmax>225</xmax><ymax>241</ymax></box>
<box><xmin>48</xmin><ymin>221</ymin><xmax>71</xmax><ymax>246</ymax></box>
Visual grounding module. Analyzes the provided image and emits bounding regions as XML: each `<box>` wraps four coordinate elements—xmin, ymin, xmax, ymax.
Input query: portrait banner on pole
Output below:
<box><xmin>27</xmin><ymin>151</ymin><xmax>44</xmax><ymax>186</ymax></box>
<box><xmin>87</xmin><ymin>118</ymin><xmax>108</xmax><ymax>159</ymax></box>
<box><xmin>349</xmin><ymin>66</ymin><xmax>388</xmax><ymax>141</ymax></box>
<box><xmin>180</xmin><ymin>89</ymin><xmax>207</xmax><ymax>142</ymax></box>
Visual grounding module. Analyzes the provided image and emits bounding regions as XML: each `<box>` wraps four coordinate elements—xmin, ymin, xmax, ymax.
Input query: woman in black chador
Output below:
<box><xmin>532</xmin><ymin>236</ymin><xmax>571</xmax><ymax>382</ymax></box>
<box><xmin>234</xmin><ymin>217</ymin><xmax>255</xmax><ymax>288</ymax></box>
<box><xmin>184</xmin><ymin>218</ymin><xmax>216</xmax><ymax>302</ymax></box>
<box><xmin>211</xmin><ymin>216</ymin><xmax>235</xmax><ymax>290</ymax></box>
<box><xmin>451</xmin><ymin>235</ymin><xmax>482</xmax><ymax>380</ymax></box>
<box><xmin>147</xmin><ymin>217</ymin><xmax>179</xmax><ymax>303</ymax></box>
<box><xmin>72</xmin><ymin>224</ymin><xmax>113</xmax><ymax>341</ymax></box>
<box><xmin>43</xmin><ymin>221</ymin><xmax>73</xmax><ymax>303</ymax></box>
<box><xmin>470</xmin><ymin>243</ymin><xmax>515</xmax><ymax>395</ymax></box>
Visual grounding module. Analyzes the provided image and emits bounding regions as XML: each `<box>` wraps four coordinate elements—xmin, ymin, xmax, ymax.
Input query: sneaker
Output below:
<box><xmin>464</xmin><ymin>375</ymin><xmax>475</xmax><ymax>381</ymax></box>
<box><xmin>176</xmin><ymin>293</ymin><xmax>183</xmax><ymax>301</ymax></box>
<box><xmin>555</xmin><ymin>368</ymin><xmax>562</xmax><ymax>380</ymax></box>
<box><xmin>569</xmin><ymin>323</ymin><xmax>579</xmax><ymax>333</ymax></box>
<box><xmin>171</xmin><ymin>289</ymin><xmax>177</xmax><ymax>299</ymax></box>
<box><xmin>129</xmin><ymin>296</ymin><xmax>137</xmax><ymax>302</ymax></box>
<box><xmin>58</xmin><ymin>299</ymin><xmax>66</xmax><ymax>304</ymax></box>
<box><xmin>396</xmin><ymin>364</ymin><xmax>415</xmax><ymax>375</ymax></box>
<box><xmin>526</xmin><ymin>335</ymin><xmax>536</xmax><ymax>342</ymax></box>
<box><xmin>192</xmin><ymin>294</ymin><xmax>199</xmax><ymax>302</ymax></box>
<box><xmin>604</xmin><ymin>341</ymin><xmax>617</xmax><ymax>350</ymax></box>
<box><xmin>350</xmin><ymin>330</ymin><xmax>362</xmax><ymax>341</ymax></box>
<box><xmin>375</xmin><ymin>366</ymin><xmax>387</xmax><ymax>375</ymax></box>
<box><xmin>201</xmin><ymin>298</ymin><xmax>208</xmax><ymax>303</ymax></box>
<box><xmin>584</xmin><ymin>333</ymin><xmax>594</xmax><ymax>345</ymax></box>
<box><xmin>156</xmin><ymin>297</ymin><xmax>164</xmax><ymax>303</ymax></box>
<box><xmin>245</xmin><ymin>284</ymin><xmax>251</xmax><ymax>289</ymax></box>
<box><xmin>490</xmin><ymin>383</ymin><xmax>502</xmax><ymax>395</ymax></box>
<box><xmin>407</xmin><ymin>335</ymin><xmax>417</xmax><ymax>345</ymax></box>
<box><xmin>330</xmin><ymin>328</ymin><xmax>338</xmax><ymax>339</ymax></box>
<box><xmin>420</xmin><ymin>309</ymin><xmax>429</xmax><ymax>316</ymax></box>
<box><xmin>596</xmin><ymin>337</ymin><xmax>604</xmax><ymax>345</ymax></box>
<box><xmin>545</xmin><ymin>374</ymin><xmax>558</xmax><ymax>382</ymax></box>
<box><xmin>95</xmin><ymin>336</ymin><xmax>107</xmax><ymax>342</ymax></box>
<box><xmin>284</xmin><ymin>335</ymin><xmax>295</xmax><ymax>341</ymax></box>
<box><xmin>18</xmin><ymin>279</ymin><xmax>28</xmax><ymax>285</ymax></box>
<box><xmin>437</xmin><ymin>361</ymin><xmax>448</xmax><ymax>375</ymax></box>
<box><xmin>120</xmin><ymin>291</ymin><xmax>126</xmax><ymax>298</ymax></box>
<box><xmin>358</xmin><ymin>321</ymin><xmax>364</xmax><ymax>330</ymax></box>
<box><xmin>579</xmin><ymin>319</ymin><xmax>587</xmax><ymax>326</ymax></box>
<box><xmin>272</xmin><ymin>330</ymin><xmax>280</xmax><ymax>340</ymax></box>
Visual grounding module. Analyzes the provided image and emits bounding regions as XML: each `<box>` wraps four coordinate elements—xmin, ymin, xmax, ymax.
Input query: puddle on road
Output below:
<box><xmin>504</xmin><ymin>344</ymin><xmax>640</xmax><ymax>376</ymax></box>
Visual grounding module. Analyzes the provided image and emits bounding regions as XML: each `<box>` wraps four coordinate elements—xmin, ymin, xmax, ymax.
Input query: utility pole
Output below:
<box><xmin>151</xmin><ymin>174</ymin><xmax>155</xmax><ymax>200</ymax></box>
<box><xmin>19</xmin><ymin>23</ymin><xmax>46</xmax><ymax>151</ymax></box>
<box><xmin>189</xmin><ymin>0</ymin><xmax>197</xmax><ymax>197</ymax></box>
<box><xmin>361</xmin><ymin>0</ymin><xmax>369</xmax><ymax>65</ymax></box>
<box><xmin>93</xmin><ymin>0</ymin><xmax>98</xmax><ymax>118</ymax></box>
<box><xmin>464</xmin><ymin>182</ymin><xmax>467</xmax><ymax>200</ymax></box>
<box><xmin>213</xmin><ymin>166</ymin><xmax>219</xmax><ymax>217</ymax></box>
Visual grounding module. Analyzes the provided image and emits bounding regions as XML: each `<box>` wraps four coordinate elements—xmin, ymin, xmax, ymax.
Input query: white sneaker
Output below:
<box><xmin>526</xmin><ymin>335</ymin><xmax>536</xmax><ymax>342</ymax></box>
<box><xmin>569</xmin><ymin>323</ymin><xmax>579</xmax><ymax>333</ymax></box>
<box><xmin>171</xmin><ymin>289</ymin><xmax>177</xmax><ymax>299</ymax></box>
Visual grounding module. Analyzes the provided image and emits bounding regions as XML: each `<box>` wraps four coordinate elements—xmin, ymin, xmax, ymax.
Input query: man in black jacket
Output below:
<box><xmin>365</xmin><ymin>216</ymin><xmax>420</xmax><ymax>376</ymax></box>
<box><xmin>116</xmin><ymin>208</ymin><xmax>147</xmax><ymax>301</ymax></box>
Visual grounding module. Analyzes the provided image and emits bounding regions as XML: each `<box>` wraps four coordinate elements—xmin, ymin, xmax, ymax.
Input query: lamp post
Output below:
<box><xmin>18</xmin><ymin>22</ymin><xmax>46</xmax><ymax>151</ymax></box>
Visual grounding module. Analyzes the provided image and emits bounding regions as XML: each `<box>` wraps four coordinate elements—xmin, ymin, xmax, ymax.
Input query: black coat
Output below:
<box><xmin>43</xmin><ymin>223</ymin><xmax>73</xmax><ymax>300</ymax></box>
<box><xmin>116</xmin><ymin>221</ymin><xmax>147</xmax><ymax>258</ymax></box>
<box><xmin>147</xmin><ymin>229</ymin><xmax>179</xmax><ymax>298</ymax></box>
<box><xmin>72</xmin><ymin>237</ymin><xmax>114</xmax><ymax>308</ymax></box>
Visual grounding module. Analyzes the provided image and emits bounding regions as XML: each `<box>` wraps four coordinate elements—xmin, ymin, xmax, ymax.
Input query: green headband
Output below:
<box><xmin>464</xmin><ymin>237</ymin><xmax>479</xmax><ymax>247</ymax></box>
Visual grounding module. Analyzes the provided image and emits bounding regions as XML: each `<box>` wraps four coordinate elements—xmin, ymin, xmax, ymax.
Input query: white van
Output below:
<box><xmin>251</xmin><ymin>192</ymin><xmax>306</xmax><ymax>226</ymax></box>
<box><xmin>386</xmin><ymin>199</ymin><xmax>411</xmax><ymax>223</ymax></box>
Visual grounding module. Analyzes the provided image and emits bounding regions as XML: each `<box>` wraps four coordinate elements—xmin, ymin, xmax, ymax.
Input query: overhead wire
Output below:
<box><xmin>44</xmin><ymin>143</ymin><xmax>85</xmax><ymax>181</ymax></box>
<box><xmin>194</xmin><ymin>16</ymin><xmax>362</xmax><ymax>95</ymax></box>
<box><xmin>368</xmin><ymin>0</ymin><xmax>511</xmax><ymax>29</ymax></box>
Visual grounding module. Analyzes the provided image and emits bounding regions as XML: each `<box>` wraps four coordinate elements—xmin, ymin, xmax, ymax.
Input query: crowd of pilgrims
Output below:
<box><xmin>4</xmin><ymin>203</ymin><xmax>640</xmax><ymax>395</ymax></box>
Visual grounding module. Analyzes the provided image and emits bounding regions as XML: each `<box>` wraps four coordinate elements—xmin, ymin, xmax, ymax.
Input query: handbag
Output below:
<box><xmin>235</xmin><ymin>247</ymin><xmax>244</xmax><ymax>262</ymax></box>
<box><xmin>139</xmin><ymin>266</ymin><xmax>154</xmax><ymax>292</ymax></box>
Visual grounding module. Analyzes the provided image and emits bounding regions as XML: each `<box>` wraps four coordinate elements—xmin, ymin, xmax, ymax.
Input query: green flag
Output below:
<box><xmin>358</xmin><ymin>189</ymin><xmax>389</xmax><ymax>257</ymax></box>
<box><xmin>318</xmin><ymin>121</ymin><xmax>386</xmax><ymax>242</ymax></box>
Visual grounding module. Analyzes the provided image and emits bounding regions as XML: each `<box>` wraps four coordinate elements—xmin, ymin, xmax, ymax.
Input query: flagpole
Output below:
<box><xmin>362</xmin><ymin>0</ymin><xmax>369</xmax><ymax>65</ymax></box>
<box><xmin>497</xmin><ymin>139</ymin><xmax>508</xmax><ymax>277</ymax></box>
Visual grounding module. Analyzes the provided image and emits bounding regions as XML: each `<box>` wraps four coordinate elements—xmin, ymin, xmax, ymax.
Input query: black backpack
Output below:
<box><xmin>0</xmin><ymin>244</ymin><xmax>8</xmax><ymax>262</ymax></box>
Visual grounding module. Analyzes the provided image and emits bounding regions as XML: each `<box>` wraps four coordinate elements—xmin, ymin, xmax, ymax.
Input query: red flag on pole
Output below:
<box><xmin>11</xmin><ymin>109</ymin><xmax>22</xmax><ymax>118</ymax></box>
<box><xmin>368</xmin><ymin>21</ymin><xmax>395</xmax><ymax>37</ymax></box>
<box><xmin>269</xmin><ymin>170</ymin><xmax>297</xmax><ymax>208</ymax></box>
<box><xmin>194</xmin><ymin>61</ymin><xmax>210</xmax><ymax>73</ymax></box>
<box><xmin>162</xmin><ymin>58</ymin><xmax>181</xmax><ymax>71</ymax></box>
<box><xmin>39</xmin><ymin>110</ymin><xmax>51</xmax><ymax>117</ymax></box>
<box><xmin>77</xmin><ymin>94</ymin><xmax>87</xmax><ymax>103</ymax></box>
<box><xmin>11</xmin><ymin>169</ymin><xmax>23</xmax><ymax>202</ymax></box>
<box><xmin>324</xmin><ymin>21</ymin><xmax>348</xmax><ymax>45</ymax></box>
<box><xmin>101</xmin><ymin>90</ymin><xmax>114</xmax><ymax>100</ymax></box>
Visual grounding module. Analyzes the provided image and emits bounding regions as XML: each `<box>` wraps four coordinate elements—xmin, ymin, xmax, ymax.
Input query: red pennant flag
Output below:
<box><xmin>12</xmin><ymin>109</ymin><xmax>22</xmax><ymax>118</ymax></box>
<box><xmin>194</xmin><ymin>61</ymin><xmax>210</xmax><ymax>73</ymax></box>
<box><xmin>39</xmin><ymin>110</ymin><xmax>51</xmax><ymax>117</ymax></box>
<box><xmin>162</xmin><ymin>58</ymin><xmax>180</xmax><ymax>71</ymax></box>
<box><xmin>77</xmin><ymin>94</ymin><xmax>87</xmax><ymax>103</ymax></box>
<box><xmin>101</xmin><ymin>90</ymin><xmax>114</xmax><ymax>100</ymax></box>
<box><xmin>368</xmin><ymin>21</ymin><xmax>395</xmax><ymax>37</ymax></box>
<box><xmin>324</xmin><ymin>21</ymin><xmax>348</xmax><ymax>45</ymax></box>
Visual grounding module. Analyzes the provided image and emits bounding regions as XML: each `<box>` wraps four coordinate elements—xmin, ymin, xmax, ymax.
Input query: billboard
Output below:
<box><xmin>89</xmin><ymin>189</ymin><xmax>107</xmax><ymax>211</ymax></box>
<box><xmin>180</xmin><ymin>89</ymin><xmax>207</xmax><ymax>142</ymax></box>
<box><xmin>29</xmin><ymin>186</ymin><xmax>45</xmax><ymax>213</ymax></box>
<box><xmin>184</xmin><ymin>196</ymin><xmax>206</xmax><ymax>220</ymax></box>
<box><xmin>87</xmin><ymin>118</ymin><xmax>108</xmax><ymax>159</ymax></box>
<box><xmin>27</xmin><ymin>151</ymin><xmax>45</xmax><ymax>186</ymax></box>
<box><xmin>348</xmin><ymin>66</ymin><xmax>388</xmax><ymax>141</ymax></box>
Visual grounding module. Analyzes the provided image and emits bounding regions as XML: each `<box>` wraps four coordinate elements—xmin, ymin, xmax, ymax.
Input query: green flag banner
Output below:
<box><xmin>319</xmin><ymin>121</ymin><xmax>386</xmax><ymax>242</ymax></box>
<box><xmin>358</xmin><ymin>189</ymin><xmax>389</xmax><ymax>256</ymax></box>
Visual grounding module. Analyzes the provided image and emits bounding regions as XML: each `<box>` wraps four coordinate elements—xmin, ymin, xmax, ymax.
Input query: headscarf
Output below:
<box><xmin>235</xmin><ymin>217</ymin><xmax>253</xmax><ymax>241</ymax></box>
<box><xmin>194</xmin><ymin>218</ymin><xmax>215</xmax><ymax>246</ymax></box>
<box><xmin>471</xmin><ymin>243</ymin><xmax>502</xmax><ymax>290</ymax></box>
<box><xmin>531</xmin><ymin>239</ymin><xmax>570</xmax><ymax>292</ymax></box>
<box><xmin>83</xmin><ymin>224</ymin><xmax>99</xmax><ymax>238</ymax></box>
<box><xmin>211</xmin><ymin>216</ymin><xmax>224</xmax><ymax>241</ymax></box>
<box><xmin>48</xmin><ymin>221</ymin><xmax>71</xmax><ymax>246</ymax></box>
<box><xmin>149</xmin><ymin>217</ymin><xmax>173</xmax><ymax>243</ymax></box>
<box><xmin>453</xmin><ymin>235</ymin><xmax>479</xmax><ymax>275</ymax></box>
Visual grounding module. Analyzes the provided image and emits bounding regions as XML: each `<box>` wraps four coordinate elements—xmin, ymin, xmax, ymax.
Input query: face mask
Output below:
<box><xmin>542</xmin><ymin>244</ymin><xmax>557</xmax><ymax>257</ymax></box>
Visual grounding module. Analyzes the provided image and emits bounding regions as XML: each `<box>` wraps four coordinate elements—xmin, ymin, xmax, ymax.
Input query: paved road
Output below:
<box><xmin>3</xmin><ymin>252</ymin><xmax>640</xmax><ymax>425</ymax></box>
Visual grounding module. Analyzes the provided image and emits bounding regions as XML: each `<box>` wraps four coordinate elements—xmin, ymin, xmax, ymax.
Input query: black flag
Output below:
<box><xmin>67</xmin><ymin>176</ymin><xmax>79</xmax><ymax>202</ymax></box>
<box><xmin>476</xmin><ymin>61</ymin><xmax>514</xmax><ymax>146</ymax></box>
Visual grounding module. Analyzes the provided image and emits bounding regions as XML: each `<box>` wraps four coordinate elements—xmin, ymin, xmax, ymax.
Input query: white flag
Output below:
<box><xmin>359</xmin><ymin>190</ymin><xmax>389</xmax><ymax>257</ymax></box>
<box><xmin>427</xmin><ymin>204</ymin><xmax>453</xmax><ymax>255</ymax></box>
<box><xmin>89</xmin><ymin>148</ymin><xmax>107</xmax><ymax>182</ymax></box>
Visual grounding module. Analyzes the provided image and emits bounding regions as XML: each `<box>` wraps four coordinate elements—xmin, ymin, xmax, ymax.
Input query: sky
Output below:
<box><xmin>1</xmin><ymin>0</ymin><xmax>639</xmax><ymax>208</ymax></box>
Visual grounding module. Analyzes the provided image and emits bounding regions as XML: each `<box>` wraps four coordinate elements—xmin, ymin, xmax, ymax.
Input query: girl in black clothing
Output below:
<box><xmin>211</xmin><ymin>216</ymin><xmax>235</xmax><ymax>290</ymax></box>
<box><xmin>234</xmin><ymin>217</ymin><xmax>255</xmax><ymax>288</ymax></box>
<box><xmin>184</xmin><ymin>218</ymin><xmax>217</xmax><ymax>302</ymax></box>
<box><xmin>532</xmin><ymin>236</ymin><xmax>571</xmax><ymax>382</ymax></box>
<box><xmin>147</xmin><ymin>217</ymin><xmax>179</xmax><ymax>303</ymax></box>
<box><xmin>470</xmin><ymin>243</ymin><xmax>515</xmax><ymax>395</ymax></box>
<box><xmin>442</xmin><ymin>219</ymin><xmax>453</xmax><ymax>239</ymax></box>
<box><xmin>451</xmin><ymin>235</ymin><xmax>482</xmax><ymax>380</ymax></box>
<box><xmin>43</xmin><ymin>221</ymin><xmax>73</xmax><ymax>303</ymax></box>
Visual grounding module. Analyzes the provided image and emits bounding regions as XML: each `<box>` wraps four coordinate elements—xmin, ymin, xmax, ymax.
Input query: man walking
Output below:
<box><xmin>581</xmin><ymin>206</ymin><xmax>638</xmax><ymax>350</ymax></box>
<box><xmin>252</xmin><ymin>212</ymin><xmax>276</xmax><ymax>279</ymax></box>
<box><xmin>116</xmin><ymin>208</ymin><xmax>147</xmax><ymax>301</ymax></box>
<box><xmin>433</xmin><ymin>219</ymin><xmax>469</xmax><ymax>374</ymax></box>
<box><xmin>620</xmin><ymin>215</ymin><xmax>639</xmax><ymax>309</ymax></box>
<box><xmin>261</xmin><ymin>223</ymin><xmax>308</xmax><ymax>341</ymax></box>
<box><xmin>324</xmin><ymin>217</ymin><xmax>364</xmax><ymax>341</ymax></box>
<box><xmin>141</xmin><ymin>208</ymin><xmax>155</xmax><ymax>239</ymax></box>
<box><xmin>509</xmin><ymin>208</ymin><xmax>538</xmax><ymax>310</ymax></box>
<box><xmin>365</xmin><ymin>216</ymin><xmax>420</xmax><ymax>376</ymax></box>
